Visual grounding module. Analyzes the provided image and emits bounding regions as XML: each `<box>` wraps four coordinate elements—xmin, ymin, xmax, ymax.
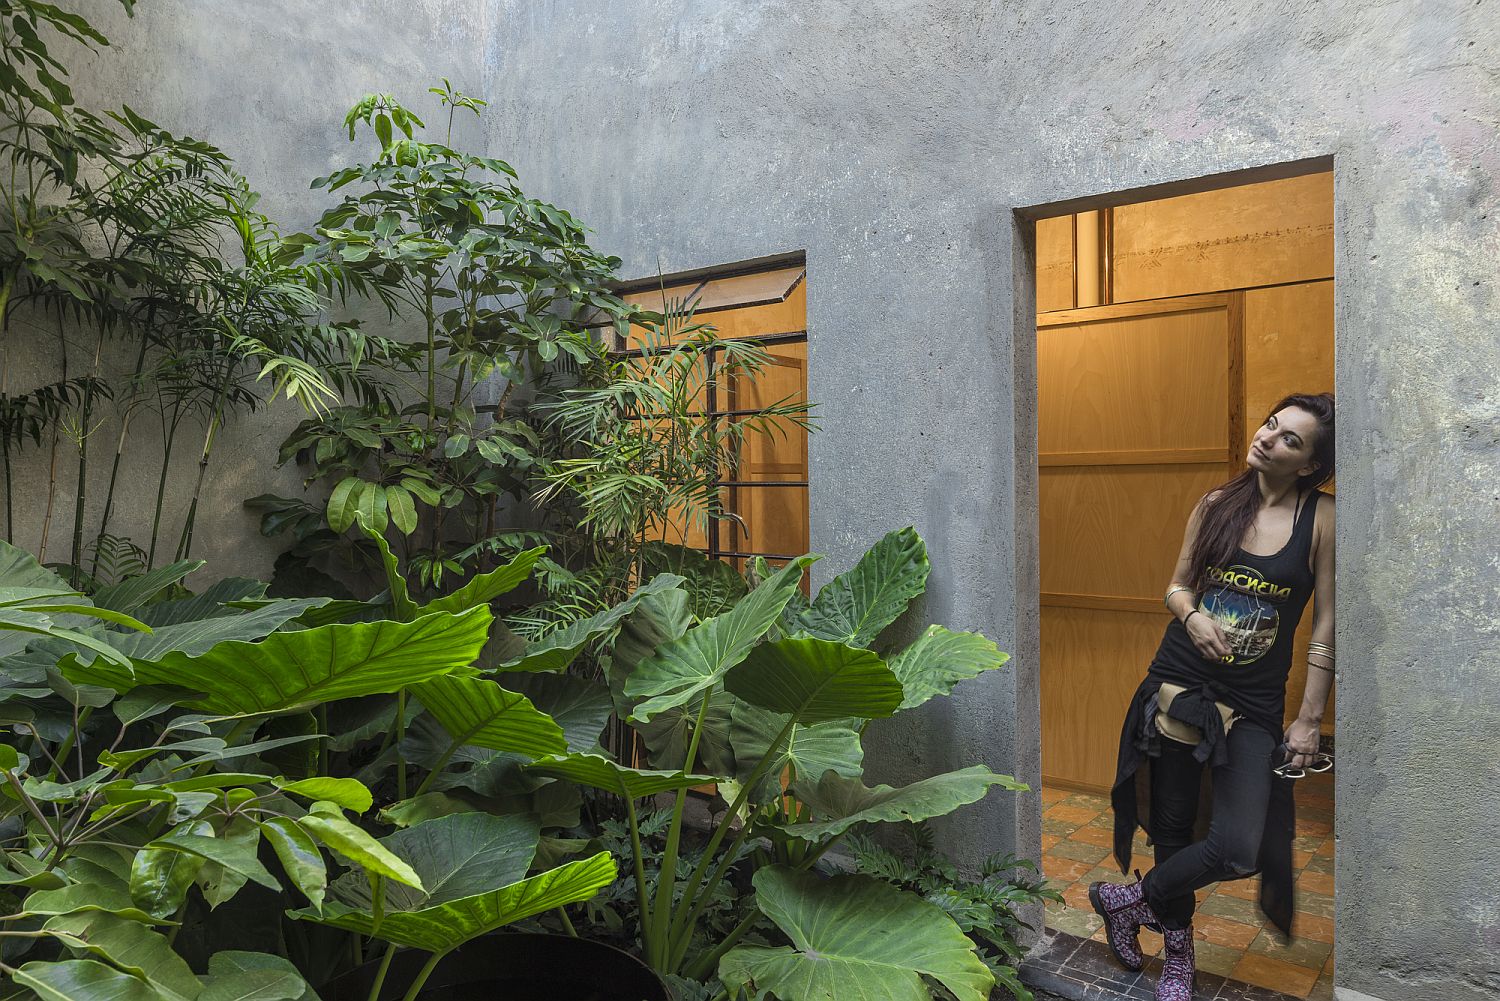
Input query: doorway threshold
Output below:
<box><xmin>1022</xmin><ymin>929</ymin><xmax>1306</xmax><ymax>1001</ymax></box>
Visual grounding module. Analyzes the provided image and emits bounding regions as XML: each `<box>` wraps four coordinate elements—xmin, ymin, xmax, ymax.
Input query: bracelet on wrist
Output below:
<box><xmin>1183</xmin><ymin>609</ymin><xmax>1200</xmax><ymax>627</ymax></box>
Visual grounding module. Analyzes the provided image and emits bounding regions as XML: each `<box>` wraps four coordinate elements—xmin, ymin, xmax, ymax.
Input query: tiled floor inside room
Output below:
<box><xmin>1040</xmin><ymin>772</ymin><xmax>1335</xmax><ymax>1000</ymax></box>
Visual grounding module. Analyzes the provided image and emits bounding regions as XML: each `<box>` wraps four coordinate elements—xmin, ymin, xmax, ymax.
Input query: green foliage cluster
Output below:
<box><xmin>0</xmin><ymin>533</ymin><xmax>616</xmax><ymax>1001</ymax></box>
<box><xmin>0</xmin><ymin>8</ymin><xmax>1050</xmax><ymax>1001</ymax></box>
<box><xmin>0</xmin><ymin>1</ymin><xmax>356</xmax><ymax>579</ymax></box>
<box><xmin>848</xmin><ymin>823</ymin><xmax>1063</xmax><ymax>1000</ymax></box>
<box><xmin>0</xmin><ymin>524</ymin><xmax>1040</xmax><ymax>1001</ymax></box>
<box><xmin>246</xmin><ymin>83</ymin><xmax>642</xmax><ymax>600</ymax></box>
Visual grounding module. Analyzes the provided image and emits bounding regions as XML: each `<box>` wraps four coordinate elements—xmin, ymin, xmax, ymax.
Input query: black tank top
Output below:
<box><xmin>1149</xmin><ymin>489</ymin><xmax>1323</xmax><ymax>734</ymax></box>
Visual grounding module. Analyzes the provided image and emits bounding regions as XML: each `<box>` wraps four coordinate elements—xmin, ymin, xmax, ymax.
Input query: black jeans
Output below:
<box><xmin>1141</xmin><ymin>721</ymin><xmax>1278</xmax><ymax>929</ymax></box>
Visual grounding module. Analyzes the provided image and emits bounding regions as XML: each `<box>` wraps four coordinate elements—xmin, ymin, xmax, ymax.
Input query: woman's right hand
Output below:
<box><xmin>1185</xmin><ymin>611</ymin><xmax>1233</xmax><ymax>662</ymax></box>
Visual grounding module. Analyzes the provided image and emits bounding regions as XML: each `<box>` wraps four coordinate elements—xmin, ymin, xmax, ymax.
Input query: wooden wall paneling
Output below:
<box><xmin>1037</xmin><ymin>293</ymin><xmax>1228</xmax><ymax>327</ymax></box>
<box><xmin>1038</xmin><ymin>307</ymin><xmax>1229</xmax><ymax>455</ymax></box>
<box><xmin>1101</xmin><ymin>207</ymin><xmax>1115</xmax><ymax>305</ymax></box>
<box><xmin>1035</xmin><ymin>215</ymin><xmax>1076</xmax><ymax>313</ymax></box>
<box><xmin>701</xmin><ymin>281</ymin><xmax>807</xmax><ymax>341</ymax></box>
<box><xmin>1242</xmin><ymin>280</ymin><xmax>1335</xmax><ymax>444</ymax></box>
<box><xmin>1074</xmin><ymin>210</ymin><xmax>1103</xmax><ymax>307</ymax></box>
<box><xmin>1227</xmin><ymin>291</ymin><xmax>1247</xmax><ymax>478</ymax></box>
<box><xmin>1042</xmin><ymin>605</ymin><xmax>1173</xmax><ymax>791</ymax></box>
<box><xmin>1039</xmin><ymin>464</ymin><xmax>1231</xmax><ymax>599</ymax></box>
<box><xmin>1039</xmin><ymin>447</ymin><xmax>1228</xmax><ymax>467</ymax></box>
<box><xmin>1110</xmin><ymin>173</ymin><xmax>1334</xmax><ymax>302</ymax></box>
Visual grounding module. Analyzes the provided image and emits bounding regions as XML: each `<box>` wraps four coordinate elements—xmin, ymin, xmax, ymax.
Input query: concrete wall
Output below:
<box><xmin>41</xmin><ymin>1</ymin><xmax>1500</xmax><ymax>998</ymax></box>
<box><xmin>3</xmin><ymin>0</ymin><xmax>489</xmax><ymax>580</ymax></box>
<box><xmin>479</xmin><ymin>3</ymin><xmax>1500</xmax><ymax>999</ymax></box>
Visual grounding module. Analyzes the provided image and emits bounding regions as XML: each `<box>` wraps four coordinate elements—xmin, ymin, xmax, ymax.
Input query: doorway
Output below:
<box><xmin>1031</xmin><ymin>171</ymin><xmax>1337</xmax><ymax>999</ymax></box>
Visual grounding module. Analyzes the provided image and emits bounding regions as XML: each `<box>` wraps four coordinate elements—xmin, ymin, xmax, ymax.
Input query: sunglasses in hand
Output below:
<box><xmin>1271</xmin><ymin>742</ymin><xmax>1334</xmax><ymax>779</ymax></box>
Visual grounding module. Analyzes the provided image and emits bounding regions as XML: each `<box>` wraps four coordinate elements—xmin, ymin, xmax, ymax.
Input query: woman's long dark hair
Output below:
<box><xmin>1186</xmin><ymin>392</ymin><xmax>1335</xmax><ymax>590</ymax></box>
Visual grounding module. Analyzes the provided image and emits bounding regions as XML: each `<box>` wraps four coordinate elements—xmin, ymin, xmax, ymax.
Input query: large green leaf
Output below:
<box><xmin>416</xmin><ymin>547</ymin><xmax>545</xmax><ymax>616</ymax></box>
<box><xmin>625</xmin><ymin>556</ymin><xmax>817</xmax><ymax>721</ymax></box>
<box><xmin>198</xmin><ymin>969</ymin><xmax>302</xmax><ymax>1001</ymax></box>
<box><xmin>499</xmin><ymin>573</ymin><xmax>685</xmax><ymax>674</ymax></box>
<box><xmin>322</xmin><ymin>813</ymin><xmax>538</xmax><ymax>913</ymax></box>
<box><xmin>204</xmin><ymin>953</ymin><xmax>318</xmax><ymax>1001</ymax></box>
<box><xmin>411</xmin><ymin>675</ymin><xmax>566</xmax><ymax>758</ymax></box>
<box><xmin>0</xmin><ymin>540</ymin><xmax>73</xmax><ymax>591</ymax></box>
<box><xmin>102</xmin><ymin>599</ymin><xmax>328</xmax><ymax>663</ymax></box>
<box><xmin>495</xmin><ymin>673</ymin><xmax>613</xmax><ymax>752</ymax></box>
<box><xmin>296</xmin><ymin>804</ymin><xmax>422</xmax><ymax>889</ymax></box>
<box><xmin>526</xmin><ymin>752</ymin><xmax>715</xmax><ymax>799</ymax></box>
<box><xmin>794</xmin><ymin>527</ymin><xmax>928</xmax><ymax>646</ymax></box>
<box><xmin>143</xmin><ymin>831</ymin><xmax>278</xmax><ymax>893</ymax></box>
<box><xmin>62</xmin><ymin>608</ymin><xmax>490</xmax><ymax>713</ymax></box>
<box><xmin>19</xmin><ymin>884</ymin><xmax>160</xmax><ymax>924</ymax></box>
<box><xmin>637</xmin><ymin>542</ymin><xmax>747</xmax><ymax>619</ymax></box>
<box><xmin>44</xmin><ymin>911</ymin><xmax>202</xmax><ymax>1001</ymax></box>
<box><xmin>887</xmin><ymin>625</ymin><xmax>1010</xmax><ymax>709</ymax></box>
<box><xmin>260</xmin><ymin>818</ymin><xmax>327</xmax><ymax>909</ymax></box>
<box><xmin>14</xmin><ymin>960</ymin><xmax>168</xmax><ymax>1001</ymax></box>
<box><xmin>92</xmin><ymin>562</ymin><xmax>203</xmax><ymax>614</ymax></box>
<box><xmin>724</xmin><ymin>637</ymin><xmax>902</xmax><ymax>724</ymax></box>
<box><xmin>608</xmin><ymin>586</ymin><xmax>692</xmax><ymax>717</ymax></box>
<box><xmin>136</xmin><ymin>579</ymin><xmax>269</xmax><ymax>627</ymax></box>
<box><xmin>718</xmin><ymin>867</ymin><xmax>993</xmax><ymax>1001</ymax></box>
<box><xmin>729</xmin><ymin>698</ymin><xmax>862</xmax><ymax>798</ymax></box>
<box><xmin>634</xmin><ymin>684</ymin><xmax>736</xmax><ymax>774</ymax></box>
<box><xmin>131</xmin><ymin>821</ymin><xmax>212</xmax><ymax>920</ymax></box>
<box><xmin>0</xmin><ymin>597</ymin><xmax>143</xmax><ymax>669</ymax></box>
<box><xmin>778</xmin><ymin>766</ymin><xmax>1027</xmax><ymax>841</ymax></box>
<box><xmin>290</xmin><ymin>851</ymin><xmax>616</xmax><ymax>954</ymax></box>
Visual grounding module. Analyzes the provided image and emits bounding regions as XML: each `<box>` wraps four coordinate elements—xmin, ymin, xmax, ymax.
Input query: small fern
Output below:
<box><xmin>846</xmin><ymin>824</ymin><xmax>1061</xmax><ymax>1001</ymax></box>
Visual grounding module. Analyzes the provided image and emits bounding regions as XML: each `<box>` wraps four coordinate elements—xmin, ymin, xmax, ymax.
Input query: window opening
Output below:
<box><xmin>605</xmin><ymin>262</ymin><xmax>809</xmax><ymax>574</ymax></box>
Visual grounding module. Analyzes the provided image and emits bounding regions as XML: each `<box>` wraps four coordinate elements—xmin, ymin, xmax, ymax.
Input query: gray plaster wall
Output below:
<box><xmin>4</xmin><ymin>0</ymin><xmax>490</xmax><ymax>581</ymax></box>
<box><xmin>35</xmin><ymin>1</ymin><xmax>1500</xmax><ymax>998</ymax></box>
<box><xmin>478</xmin><ymin>2</ymin><xmax>1500</xmax><ymax>999</ymax></box>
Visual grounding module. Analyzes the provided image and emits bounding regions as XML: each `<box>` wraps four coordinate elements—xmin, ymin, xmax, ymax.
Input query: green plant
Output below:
<box><xmin>252</xmin><ymin>85</ymin><xmax>637</xmax><ymax>596</ymax></box>
<box><xmin>511</xmin><ymin>526</ymin><xmax>1023</xmax><ymax>1000</ymax></box>
<box><xmin>534</xmin><ymin>296</ymin><xmax>812</xmax><ymax>606</ymax></box>
<box><xmin>0</xmin><ymin>534</ymin><xmax>619</xmax><ymax>1001</ymax></box>
<box><xmin>848</xmin><ymin>823</ymin><xmax>1062</xmax><ymax>1000</ymax></box>
<box><xmin>0</xmin><ymin>1</ymin><xmax>352</xmax><ymax>578</ymax></box>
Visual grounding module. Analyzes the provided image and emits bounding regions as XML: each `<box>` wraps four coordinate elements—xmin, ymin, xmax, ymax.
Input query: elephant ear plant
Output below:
<box><xmin>0</xmin><ymin>538</ymin><xmax>618</xmax><ymax>1001</ymax></box>
<box><xmin>527</xmin><ymin>527</ymin><xmax>1028</xmax><ymax>1000</ymax></box>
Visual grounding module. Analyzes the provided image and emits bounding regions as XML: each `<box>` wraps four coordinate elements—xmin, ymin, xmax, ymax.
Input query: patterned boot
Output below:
<box><xmin>1155</xmin><ymin>925</ymin><xmax>1196</xmax><ymax>1001</ymax></box>
<box><xmin>1088</xmin><ymin>872</ymin><xmax>1158</xmax><ymax>972</ymax></box>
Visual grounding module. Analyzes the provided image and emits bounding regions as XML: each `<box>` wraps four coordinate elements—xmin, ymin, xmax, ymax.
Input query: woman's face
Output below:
<box><xmin>1247</xmin><ymin>406</ymin><xmax>1322</xmax><ymax>479</ymax></box>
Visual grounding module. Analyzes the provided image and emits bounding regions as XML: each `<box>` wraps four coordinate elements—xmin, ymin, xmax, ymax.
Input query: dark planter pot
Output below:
<box><xmin>324</xmin><ymin>934</ymin><xmax>669</xmax><ymax>1001</ymax></box>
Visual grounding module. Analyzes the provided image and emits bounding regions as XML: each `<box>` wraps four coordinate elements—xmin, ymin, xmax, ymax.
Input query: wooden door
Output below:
<box><xmin>1039</xmin><ymin>294</ymin><xmax>1243</xmax><ymax>792</ymax></box>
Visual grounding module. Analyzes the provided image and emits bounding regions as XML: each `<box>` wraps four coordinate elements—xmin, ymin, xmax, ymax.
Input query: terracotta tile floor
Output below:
<box><xmin>1040</xmin><ymin>772</ymin><xmax>1335</xmax><ymax>1000</ymax></box>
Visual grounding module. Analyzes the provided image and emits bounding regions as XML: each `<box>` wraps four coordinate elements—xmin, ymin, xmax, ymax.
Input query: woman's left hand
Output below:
<box><xmin>1283</xmin><ymin>717</ymin><xmax>1322</xmax><ymax>768</ymax></box>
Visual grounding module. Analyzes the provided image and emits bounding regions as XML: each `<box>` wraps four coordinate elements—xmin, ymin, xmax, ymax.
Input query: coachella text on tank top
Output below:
<box><xmin>1148</xmin><ymin>489</ymin><xmax>1323</xmax><ymax>735</ymax></box>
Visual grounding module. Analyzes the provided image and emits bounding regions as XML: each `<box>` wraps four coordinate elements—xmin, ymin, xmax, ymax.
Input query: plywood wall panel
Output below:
<box><xmin>1039</xmin><ymin>307</ymin><xmax>1229</xmax><ymax>455</ymax></box>
<box><xmin>1042</xmin><ymin>606</ymin><xmax>1171</xmax><ymax>791</ymax></box>
<box><xmin>1242</xmin><ymin>280</ymin><xmax>1335</xmax><ymax>442</ymax></box>
<box><xmin>1040</xmin><ymin>464</ymin><xmax>1230</xmax><ymax>599</ymax></box>
<box><xmin>1036</xmin><ymin>215</ymin><xmax>1075</xmax><ymax>313</ymax></box>
<box><xmin>1111</xmin><ymin>173</ymin><xmax>1334</xmax><ymax>303</ymax></box>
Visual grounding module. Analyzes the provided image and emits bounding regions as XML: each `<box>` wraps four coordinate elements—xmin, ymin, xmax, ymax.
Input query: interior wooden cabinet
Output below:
<box><xmin>1037</xmin><ymin>175</ymin><xmax>1334</xmax><ymax>792</ymax></box>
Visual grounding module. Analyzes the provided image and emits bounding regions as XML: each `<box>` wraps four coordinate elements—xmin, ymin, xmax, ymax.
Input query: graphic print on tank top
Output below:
<box><xmin>1198</xmin><ymin>564</ymin><xmax>1293</xmax><ymax>665</ymax></box>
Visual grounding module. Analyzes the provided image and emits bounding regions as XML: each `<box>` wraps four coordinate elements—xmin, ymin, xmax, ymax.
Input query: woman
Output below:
<box><xmin>1090</xmin><ymin>392</ymin><xmax>1336</xmax><ymax>1001</ymax></box>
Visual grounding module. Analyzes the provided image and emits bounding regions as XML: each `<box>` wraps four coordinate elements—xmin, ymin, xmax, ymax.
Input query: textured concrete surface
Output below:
<box><xmin>30</xmin><ymin>2</ymin><xmax>1500</xmax><ymax>998</ymax></box>
<box><xmin>4</xmin><ymin>0</ymin><xmax>489</xmax><ymax>580</ymax></box>
<box><xmin>479</xmin><ymin>4</ymin><xmax>1500</xmax><ymax>999</ymax></box>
